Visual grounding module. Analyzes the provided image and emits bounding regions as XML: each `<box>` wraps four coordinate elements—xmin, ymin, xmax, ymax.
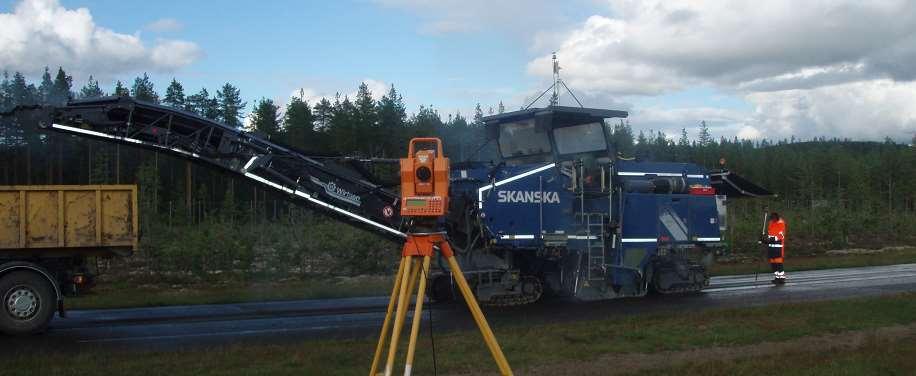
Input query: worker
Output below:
<box><xmin>765</xmin><ymin>212</ymin><xmax>787</xmax><ymax>284</ymax></box>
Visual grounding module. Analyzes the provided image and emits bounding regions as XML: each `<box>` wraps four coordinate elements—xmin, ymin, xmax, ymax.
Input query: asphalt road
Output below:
<box><xmin>3</xmin><ymin>263</ymin><xmax>916</xmax><ymax>352</ymax></box>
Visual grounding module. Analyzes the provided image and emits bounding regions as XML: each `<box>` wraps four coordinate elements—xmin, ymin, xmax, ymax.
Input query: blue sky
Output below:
<box><xmin>2</xmin><ymin>0</ymin><xmax>915</xmax><ymax>141</ymax></box>
<box><xmin>5</xmin><ymin>0</ymin><xmax>542</xmax><ymax>114</ymax></box>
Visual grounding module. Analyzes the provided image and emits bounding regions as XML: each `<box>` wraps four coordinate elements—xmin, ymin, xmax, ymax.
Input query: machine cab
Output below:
<box><xmin>484</xmin><ymin>106</ymin><xmax>628</xmax><ymax>165</ymax></box>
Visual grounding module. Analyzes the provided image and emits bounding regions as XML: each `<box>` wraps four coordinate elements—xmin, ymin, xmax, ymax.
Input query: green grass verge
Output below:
<box><xmin>67</xmin><ymin>275</ymin><xmax>394</xmax><ymax>310</ymax></box>
<box><xmin>8</xmin><ymin>293</ymin><xmax>916</xmax><ymax>375</ymax></box>
<box><xmin>709</xmin><ymin>247</ymin><xmax>916</xmax><ymax>276</ymax></box>
<box><xmin>653</xmin><ymin>332</ymin><xmax>916</xmax><ymax>376</ymax></box>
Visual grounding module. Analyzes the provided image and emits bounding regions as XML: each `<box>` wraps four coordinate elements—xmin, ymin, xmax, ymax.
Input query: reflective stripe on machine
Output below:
<box><xmin>621</xmin><ymin>238</ymin><xmax>657</xmax><ymax>243</ymax></box>
<box><xmin>477</xmin><ymin>163</ymin><xmax>556</xmax><ymax>209</ymax></box>
<box><xmin>52</xmin><ymin>123</ymin><xmax>201</xmax><ymax>158</ymax></box>
<box><xmin>768</xmin><ymin>244</ymin><xmax>783</xmax><ymax>248</ymax></box>
<box><xmin>500</xmin><ymin>235</ymin><xmax>536</xmax><ymax>240</ymax></box>
<box><xmin>696</xmin><ymin>237</ymin><xmax>722</xmax><ymax>242</ymax></box>
<box><xmin>617</xmin><ymin>171</ymin><xmax>707</xmax><ymax>179</ymax></box>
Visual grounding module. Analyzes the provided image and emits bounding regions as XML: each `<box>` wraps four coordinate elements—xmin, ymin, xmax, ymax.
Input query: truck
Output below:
<box><xmin>0</xmin><ymin>185</ymin><xmax>138</xmax><ymax>334</ymax></box>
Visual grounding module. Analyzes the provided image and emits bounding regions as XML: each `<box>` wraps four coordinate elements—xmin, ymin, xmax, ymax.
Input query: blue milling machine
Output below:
<box><xmin>6</xmin><ymin>95</ymin><xmax>770</xmax><ymax>308</ymax></box>
<box><xmin>436</xmin><ymin>106</ymin><xmax>770</xmax><ymax>305</ymax></box>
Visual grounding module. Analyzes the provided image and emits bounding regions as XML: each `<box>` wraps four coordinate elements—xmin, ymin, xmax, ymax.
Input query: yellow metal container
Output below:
<box><xmin>0</xmin><ymin>185</ymin><xmax>138</xmax><ymax>255</ymax></box>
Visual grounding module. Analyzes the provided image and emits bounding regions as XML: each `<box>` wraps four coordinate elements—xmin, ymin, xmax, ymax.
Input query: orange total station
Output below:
<box><xmin>399</xmin><ymin>138</ymin><xmax>449</xmax><ymax>217</ymax></box>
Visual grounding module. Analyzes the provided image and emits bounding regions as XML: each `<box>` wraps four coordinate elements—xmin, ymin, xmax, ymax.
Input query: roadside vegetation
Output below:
<box><xmin>67</xmin><ymin>276</ymin><xmax>393</xmax><ymax>310</ymax></box>
<box><xmin>709</xmin><ymin>246</ymin><xmax>916</xmax><ymax>276</ymax></box>
<box><xmin>6</xmin><ymin>293</ymin><xmax>915</xmax><ymax>375</ymax></box>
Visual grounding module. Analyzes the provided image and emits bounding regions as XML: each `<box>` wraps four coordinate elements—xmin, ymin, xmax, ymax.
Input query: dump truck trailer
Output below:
<box><xmin>0</xmin><ymin>185</ymin><xmax>138</xmax><ymax>334</ymax></box>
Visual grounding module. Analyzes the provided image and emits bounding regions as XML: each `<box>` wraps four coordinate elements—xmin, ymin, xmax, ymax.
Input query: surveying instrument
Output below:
<box><xmin>369</xmin><ymin>138</ymin><xmax>513</xmax><ymax>376</ymax></box>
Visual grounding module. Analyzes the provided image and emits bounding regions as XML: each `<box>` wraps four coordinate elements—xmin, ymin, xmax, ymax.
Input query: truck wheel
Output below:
<box><xmin>0</xmin><ymin>271</ymin><xmax>56</xmax><ymax>335</ymax></box>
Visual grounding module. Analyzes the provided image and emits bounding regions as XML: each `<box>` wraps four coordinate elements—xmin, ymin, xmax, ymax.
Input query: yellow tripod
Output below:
<box><xmin>369</xmin><ymin>232</ymin><xmax>513</xmax><ymax>376</ymax></box>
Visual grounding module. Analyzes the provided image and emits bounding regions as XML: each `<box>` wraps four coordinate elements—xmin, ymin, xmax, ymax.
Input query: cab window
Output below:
<box><xmin>553</xmin><ymin>122</ymin><xmax>607</xmax><ymax>155</ymax></box>
<box><xmin>498</xmin><ymin>120</ymin><xmax>552</xmax><ymax>158</ymax></box>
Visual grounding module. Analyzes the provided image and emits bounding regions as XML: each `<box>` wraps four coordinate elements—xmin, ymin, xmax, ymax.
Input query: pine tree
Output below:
<box><xmin>50</xmin><ymin>67</ymin><xmax>72</xmax><ymax>105</ymax></box>
<box><xmin>0</xmin><ymin>71</ymin><xmax>11</xmax><ymax>110</ymax></box>
<box><xmin>354</xmin><ymin>82</ymin><xmax>378</xmax><ymax>155</ymax></box>
<box><xmin>313</xmin><ymin>98</ymin><xmax>333</xmax><ymax>131</ymax></box>
<box><xmin>248</xmin><ymin>98</ymin><xmax>281</xmax><ymax>139</ymax></box>
<box><xmin>698</xmin><ymin>120</ymin><xmax>712</xmax><ymax>146</ymax></box>
<box><xmin>678</xmin><ymin>128</ymin><xmax>689</xmax><ymax>147</ymax></box>
<box><xmin>113</xmin><ymin>81</ymin><xmax>129</xmax><ymax>97</ymax></box>
<box><xmin>79</xmin><ymin>75</ymin><xmax>105</xmax><ymax>99</ymax></box>
<box><xmin>186</xmin><ymin>88</ymin><xmax>220</xmax><ymax>120</ymax></box>
<box><xmin>163</xmin><ymin>78</ymin><xmax>186</xmax><ymax>108</ymax></box>
<box><xmin>676</xmin><ymin>127</ymin><xmax>690</xmax><ymax>162</ymax></box>
<box><xmin>283</xmin><ymin>91</ymin><xmax>314</xmax><ymax>150</ymax></box>
<box><xmin>612</xmin><ymin>120</ymin><xmax>634</xmax><ymax>157</ymax></box>
<box><xmin>447</xmin><ymin>112</ymin><xmax>470</xmax><ymax>160</ymax></box>
<box><xmin>411</xmin><ymin>105</ymin><xmax>442</xmax><ymax>140</ymax></box>
<box><xmin>376</xmin><ymin>85</ymin><xmax>407</xmax><ymax>156</ymax></box>
<box><xmin>473</xmin><ymin>103</ymin><xmax>484</xmax><ymax>125</ymax></box>
<box><xmin>131</xmin><ymin>73</ymin><xmax>159</xmax><ymax>103</ymax></box>
<box><xmin>328</xmin><ymin>94</ymin><xmax>358</xmax><ymax>153</ymax></box>
<box><xmin>635</xmin><ymin>130</ymin><xmax>650</xmax><ymax>160</ymax></box>
<box><xmin>186</xmin><ymin>88</ymin><xmax>208</xmax><ymax>115</ymax></box>
<box><xmin>204</xmin><ymin>96</ymin><xmax>221</xmax><ymax>120</ymax></box>
<box><xmin>216</xmin><ymin>83</ymin><xmax>245</xmax><ymax>127</ymax></box>
<box><xmin>10</xmin><ymin>72</ymin><xmax>35</xmax><ymax>105</ymax></box>
<box><xmin>37</xmin><ymin>67</ymin><xmax>53</xmax><ymax>104</ymax></box>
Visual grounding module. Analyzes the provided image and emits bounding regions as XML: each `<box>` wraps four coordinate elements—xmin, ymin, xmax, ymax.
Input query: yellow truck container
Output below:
<box><xmin>0</xmin><ymin>185</ymin><xmax>138</xmax><ymax>335</ymax></box>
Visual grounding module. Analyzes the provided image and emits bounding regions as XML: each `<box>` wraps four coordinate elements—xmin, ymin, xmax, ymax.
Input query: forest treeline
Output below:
<box><xmin>1</xmin><ymin>67</ymin><xmax>914</xmax><ymax>282</ymax></box>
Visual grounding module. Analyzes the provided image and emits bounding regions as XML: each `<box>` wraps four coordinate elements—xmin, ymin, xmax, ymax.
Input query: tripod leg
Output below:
<box><xmin>370</xmin><ymin>256</ymin><xmax>407</xmax><ymax>376</ymax></box>
<box><xmin>445</xmin><ymin>255</ymin><xmax>514</xmax><ymax>376</ymax></box>
<box><xmin>384</xmin><ymin>256</ymin><xmax>418</xmax><ymax>376</ymax></box>
<box><xmin>404</xmin><ymin>255</ymin><xmax>431</xmax><ymax>376</ymax></box>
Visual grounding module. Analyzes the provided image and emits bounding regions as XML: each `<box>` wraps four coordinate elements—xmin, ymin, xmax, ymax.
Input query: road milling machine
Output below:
<box><xmin>5</xmin><ymin>97</ymin><xmax>770</xmax><ymax>307</ymax></box>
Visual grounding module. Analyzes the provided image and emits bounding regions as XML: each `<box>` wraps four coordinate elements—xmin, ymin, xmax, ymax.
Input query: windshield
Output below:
<box><xmin>553</xmin><ymin>122</ymin><xmax>607</xmax><ymax>154</ymax></box>
<box><xmin>498</xmin><ymin>119</ymin><xmax>552</xmax><ymax>158</ymax></box>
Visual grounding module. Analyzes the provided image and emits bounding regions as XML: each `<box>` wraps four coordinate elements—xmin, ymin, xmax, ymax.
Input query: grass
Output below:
<box><xmin>66</xmin><ymin>275</ymin><xmax>394</xmax><ymax>310</ymax></box>
<box><xmin>7</xmin><ymin>292</ymin><xmax>916</xmax><ymax>375</ymax></box>
<box><xmin>709</xmin><ymin>246</ymin><xmax>916</xmax><ymax>276</ymax></box>
<box><xmin>654</xmin><ymin>332</ymin><xmax>916</xmax><ymax>376</ymax></box>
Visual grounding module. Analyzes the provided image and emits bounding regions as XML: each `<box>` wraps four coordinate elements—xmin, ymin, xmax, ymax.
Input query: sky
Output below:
<box><xmin>2</xmin><ymin>0</ymin><xmax>916</xmax><ymax>142</ymax></box>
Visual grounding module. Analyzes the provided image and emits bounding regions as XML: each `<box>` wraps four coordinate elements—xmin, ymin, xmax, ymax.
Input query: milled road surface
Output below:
<box><xmin>3</xmin><ymin>263</ymin><xmax>915</xmax><ymax>352</ymax></box>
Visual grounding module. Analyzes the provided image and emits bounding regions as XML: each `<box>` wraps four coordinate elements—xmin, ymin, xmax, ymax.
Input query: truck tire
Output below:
<box><xmin>0</xmin><ymin>271</ymin><xmax>56</xmax><ymax>335</ymax></box>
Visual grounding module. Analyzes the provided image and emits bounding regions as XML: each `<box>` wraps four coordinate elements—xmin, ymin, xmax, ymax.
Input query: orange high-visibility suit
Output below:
<box><xmin>767</xmin><ymin>218</ymin><xmax>786</xmax><ymax>264</ymax></box>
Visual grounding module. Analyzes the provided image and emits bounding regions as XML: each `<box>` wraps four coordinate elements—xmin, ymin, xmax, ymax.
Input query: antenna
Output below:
<box><xmin>525</xmin><ymin>52</ymin><xmax>584</xmax><ymax>109</ymax></box>
<box><xmin>551</xmin><ymin>52</ymin><xmax>560</xmax><ymax>107</ymax></box>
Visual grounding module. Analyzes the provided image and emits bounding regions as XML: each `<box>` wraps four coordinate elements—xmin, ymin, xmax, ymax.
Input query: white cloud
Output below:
<box><xmin>145</xmin><ymin>18</ymin><xmax>184</xmax><ymax>33</ymax></box>
<box><xmin>526</xmin><ymin>0</ymin><xmax>916</xmax><ymax>141</ymax></box>
<box><xmin>736</xmin><ymin>126</ymin><xmax>762</xmax><ymax>140</ymax></box>
<box><xmin>373</xmin><ymin>0</ymin><xmax>591</xmax><ymax>46</ymax></box>
<box><xmin>627</xmin><ymin>105</ymin><xmax>750</xmax><ymax>139</ymax></box>
<box><xmin>746</xmin><ymin>80</ymin><xmax>916</xmax><ymax>141</ymax></box>
<box><xmin>150</xmin><ymin>39</ymin><xmax>203</xmax><ymax>70</ymax></box>
<box><xmin>0</xmin><ymin>0</ymin><xmax>202</xmax><ymax>79</ymax></box>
